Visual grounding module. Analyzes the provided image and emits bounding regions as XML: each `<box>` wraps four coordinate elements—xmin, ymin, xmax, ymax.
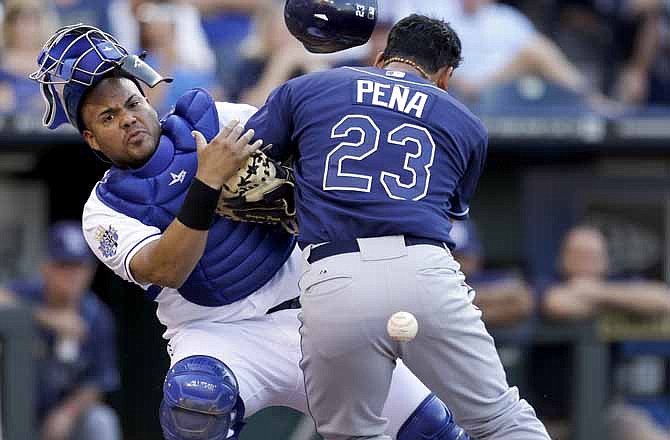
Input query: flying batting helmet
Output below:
<box><xmin>284</xmin><ymin>0</ymin><xmax>378</xmax><ymax>53</ymax></box>
<box><xmin>29</xmin><ymin>23</ymin><xmax>172</xmax><ymax>131</ymax></box>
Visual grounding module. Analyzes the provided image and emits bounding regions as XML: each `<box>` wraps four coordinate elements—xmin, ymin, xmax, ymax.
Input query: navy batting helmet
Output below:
<box><xmin>284</xmin><ymin>0</ymin><xmax>378</xmax><ymax>53</ymax></box>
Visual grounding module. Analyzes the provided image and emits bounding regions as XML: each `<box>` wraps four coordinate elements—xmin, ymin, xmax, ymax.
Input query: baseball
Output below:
<box><xmin>387</xmin><ymin>311</ymin><xmax>418</xmax><ymax>342</ymax></box>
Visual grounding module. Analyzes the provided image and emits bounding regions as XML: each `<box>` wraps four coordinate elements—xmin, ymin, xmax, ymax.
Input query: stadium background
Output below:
<box><xmin>0</xmin><ymin>0</ymin><xmax>669</xmax><ymax>439</ymax></box>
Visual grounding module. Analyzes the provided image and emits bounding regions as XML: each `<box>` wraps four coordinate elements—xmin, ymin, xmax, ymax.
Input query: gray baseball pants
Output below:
<box><xmin>298</xmin><ymin>235</ymin><xmax>550</xmax><ymax>440</ymax></box>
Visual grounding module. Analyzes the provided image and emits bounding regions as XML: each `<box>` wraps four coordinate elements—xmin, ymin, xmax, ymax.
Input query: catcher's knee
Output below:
<box><xmin>159</xmin><ymin>356</ymin><xmax>245</xmax><ymax>440</ymax></box>
<box><xmin>397</xmin><ymin>394</ymin><xmax>469</xmax><ymax>440</ymax></box>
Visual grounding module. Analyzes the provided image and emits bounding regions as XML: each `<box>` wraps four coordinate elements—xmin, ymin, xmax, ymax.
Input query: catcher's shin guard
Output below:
<box><xmin>397</xmin><ymin>394</ymin><xmax>469</xmax><ymax>440</ymax></box>
<box><xmin>160</xmin><ymin>356</ymin><xmax>245</xmax><ymax>440</ymax></box>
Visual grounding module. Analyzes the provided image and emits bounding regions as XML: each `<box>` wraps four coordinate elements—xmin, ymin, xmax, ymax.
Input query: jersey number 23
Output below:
<box><xmin>323</xmin><ymin>115</ymin><xmax>435</xmax><ymax>201</ymax></box>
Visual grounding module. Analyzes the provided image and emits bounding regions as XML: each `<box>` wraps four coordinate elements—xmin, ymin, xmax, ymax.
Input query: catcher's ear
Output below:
<box><xmin>82</xmin><ymin>129</ymin><xmax>101</xmax><ymax>151</ymax></box>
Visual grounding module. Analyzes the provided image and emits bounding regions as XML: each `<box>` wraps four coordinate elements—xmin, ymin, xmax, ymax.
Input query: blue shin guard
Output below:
<box><xmin>159</xmin><ymin>356</ymin><xmax>245</xmax><ymax>440</ymax></box>
<box><xmin>397</xmin><ymin>394</ymin><xmax>469</xmax><ymax>440</ymax></box>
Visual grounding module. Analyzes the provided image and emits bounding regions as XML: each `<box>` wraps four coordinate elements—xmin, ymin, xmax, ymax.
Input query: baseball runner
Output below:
<box><xmin>29</xmin><ymin>23</ymin><xmax>470</xmax><ymax>440</ymax></box>
<box><xmin>244</xmin><ymin>4</ymin><xmax>552</xmax><ymax>440</ymax></box>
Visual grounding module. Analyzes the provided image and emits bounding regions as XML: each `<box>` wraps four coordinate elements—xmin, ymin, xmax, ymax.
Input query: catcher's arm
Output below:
<box><xmin>130</xmin><ymin>120</ymin><xmax>262</xmax><ymax>288</ymax></box>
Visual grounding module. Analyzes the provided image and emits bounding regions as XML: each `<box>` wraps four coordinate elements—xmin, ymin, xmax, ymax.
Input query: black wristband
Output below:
<box><xmin>177</xmin><ymin>178</ymin><xmax>221</xmax><ymax>230</ymax></box>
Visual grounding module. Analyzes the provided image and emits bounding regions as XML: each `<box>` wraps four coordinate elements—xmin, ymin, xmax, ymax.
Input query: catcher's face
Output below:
<box><xmin>81</xmin><ymin>77</ymin><xmax>161</xmax><ymax>169</ymax></box>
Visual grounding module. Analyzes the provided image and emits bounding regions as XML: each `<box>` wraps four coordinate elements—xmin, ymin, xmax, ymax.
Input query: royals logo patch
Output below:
<box><xmin>96</xmin><ymin>225</ymin><xmax>119</xmax><ymax>258</ymax></box>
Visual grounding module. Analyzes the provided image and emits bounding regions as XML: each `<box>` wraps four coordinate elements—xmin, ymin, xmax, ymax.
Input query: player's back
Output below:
<box><xmin>271</xmin><ymin>66</ymin><xmax>488</xmax><ymax>247</ymax></box>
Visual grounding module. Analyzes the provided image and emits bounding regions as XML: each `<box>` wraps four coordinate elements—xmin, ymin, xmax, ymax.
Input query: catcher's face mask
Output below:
<box><xmin>29</xmin><ymin>23</ymin><xmax>172</xmax><ymax>131</ymax></box>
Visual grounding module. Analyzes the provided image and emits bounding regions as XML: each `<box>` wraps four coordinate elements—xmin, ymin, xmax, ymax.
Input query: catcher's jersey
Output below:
<box><xmin>82</xmin><ymin>101</ymin><xmax>300</xmax><ymax>339</ymax></box>
<box><xmin>245</xmin><ymin>66</ymin><xmax>488</xmax><ymax>247</ymax></box>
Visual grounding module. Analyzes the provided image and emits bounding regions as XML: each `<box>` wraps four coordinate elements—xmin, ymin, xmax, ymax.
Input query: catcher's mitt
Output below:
<box><xmin>216</xmin><ymin>150</ymin><xmax>298</xmax><ymax>234</ymax></box>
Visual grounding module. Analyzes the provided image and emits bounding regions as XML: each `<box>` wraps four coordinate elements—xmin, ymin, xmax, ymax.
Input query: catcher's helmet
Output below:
<box><xmin>284</xmin><ymin>0</ymin><xmax>378</xmax><ymax>53</ymax></box>
<box><xmin>29</xmin><ymin>23</ymin><xmax>172</xmax><ymax>131</ymax></box>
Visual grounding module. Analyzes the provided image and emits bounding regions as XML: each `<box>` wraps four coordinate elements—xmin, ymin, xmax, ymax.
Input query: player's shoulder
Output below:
<box><xmin>82</xmin><ymin>176</ymin><xmax>128</xmax><ymax>228</ymax></box>
<box><xmin>83</xmin><ymin>174</ymin><xmax>111</xmax><ymax>211</ymax></box>
<box><xmin>442</xmin><ymin>94</ymin><xmax>488</xmax><ymax>141</ymax></box>
<box><xmin>275</xmin><ymin>67</ymin><xmax>363</xmax><ymax>104</ymax></box>
<box><xmin>286</xmin><ymin>66</ymin><xmax>362</xmax><ymax>89</ymax></box>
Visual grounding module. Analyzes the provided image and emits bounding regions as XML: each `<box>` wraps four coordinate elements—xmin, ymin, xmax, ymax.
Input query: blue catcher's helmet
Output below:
<box><xmin>284</xmin><ymin>0</ymin><xmax>378</xmax><ymax>53</ymax></box>
<box><xmin>29</xmin><ymin>23</ymin><xmax>172</xmax><ymax>131</ymax></box>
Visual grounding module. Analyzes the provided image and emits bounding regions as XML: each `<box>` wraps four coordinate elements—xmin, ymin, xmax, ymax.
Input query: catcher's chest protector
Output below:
<box><xmin>96</xmin><ymin>89</ymin><xmax>296</xmax><ymax>306</ymax></box>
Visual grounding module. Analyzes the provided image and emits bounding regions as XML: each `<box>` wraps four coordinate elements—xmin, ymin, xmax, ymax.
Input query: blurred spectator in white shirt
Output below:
<box><xmin>396</xmin><ymin>0</ymin><xmax>611</xmax><ymax>110</ymax></box>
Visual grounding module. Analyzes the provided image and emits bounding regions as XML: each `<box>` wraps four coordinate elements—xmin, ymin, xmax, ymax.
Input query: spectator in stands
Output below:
<box><xmin>0</xmin><ymin>0</ymin><xmax>56</xmax><ymax>119</ymax></box>
<box><xmin>136</xmin><ymin>2</ymin><xmax>221</xmax><ymax>116</ymax></box>
<box><xmin>0</xmin><ymin>221</ymin><xmax>120</xmax><ymax>440</ymax></box>
<box><xmin>451</xmin><ymin>220</ymin><xmax>535</xmax><ymax>327</ymax></box>
<box><xmin>398</xmin><ymin>0</ymin><xmax>611</xmax><ymax>110</ymax></box>
<box><xmin>541</xmin><ymin>224</ymin><xmax>670</xmax><ymax>440</ymax></box>
<box><xmin>186</xmin><ymin>0</ymin><xmax>266</xmax><ymax>89</ymax></box>
<box><xmin>450</xmin><ymin>219</ymin><xmax>535</xmax><ymax>393</ymax></box>
<box><xmin>543</xmin><ymin>225</ymin><xmax>670</xmax><ymax>320</ymax></box>
<box><xmin>604</xmin><ymin>0</ymin><xmax>670</xmax><ymax>106</ymax></box>
<box><xmin>228</xmin><ymin>0</ymin><xmax>330</xmax><ymax>106</ymax></box>
<box><xmin>647</xmin><ymin>8</ymin><xmax>670</xmax><ymax>105</ymax></box>
<box><xmin>551</xmin><ymin>0</ymin><xmax>670</xmax><ymax>106</ymax></box>
<box><xmin>47</xmin><ymin>0</ymin><xmax>110</xmax><ymax>31</ymax></box>
<box><xmin>107</xmin><ymin>0</ymin><xmax>216</xmax><ymax>79</ymax></box>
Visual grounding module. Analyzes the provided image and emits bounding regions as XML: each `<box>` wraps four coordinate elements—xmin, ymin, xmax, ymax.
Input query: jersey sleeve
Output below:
<box><xmin>448</xmin><ymin>132</ymin><xmax>488</xmax><ymax>220</ymax></box>
<box><xmin>243</xmin><ymin>82</ymin><xmax>296</xmax><ymax>161</ymax></box>
<box><xmin>82</xmin><ymin>187</ymin><xmax>162</xmax><ymax>288</ymax></box>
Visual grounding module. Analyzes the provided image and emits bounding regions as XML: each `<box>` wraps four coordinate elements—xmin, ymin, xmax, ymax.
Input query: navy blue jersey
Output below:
<box><xmin>246</xmin><ymin>66</ymin><xmax>488</xmax><ymax>246</ymax></box>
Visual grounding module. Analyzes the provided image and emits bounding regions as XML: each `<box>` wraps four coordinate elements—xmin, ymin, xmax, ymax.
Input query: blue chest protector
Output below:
<box><xmin>96</xmin><ymin>89</ymin><xmax>296</xmax><ymax>306</ymax></box>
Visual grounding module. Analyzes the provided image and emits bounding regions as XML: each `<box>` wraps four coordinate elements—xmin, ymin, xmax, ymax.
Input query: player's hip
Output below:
<box><xmin>298</xmin><ymin>235</ymin><xmax>462</xmax><ymax>291</ymax></box>
<box><xmin>298</xmin><ymin>235</ymin><xmax>469</xmax><ymax>325</ymax></box>
<box><xmin>156</xmin><ymin>247</ymin><xmax>303</xmax><ymax>338</ymax></box>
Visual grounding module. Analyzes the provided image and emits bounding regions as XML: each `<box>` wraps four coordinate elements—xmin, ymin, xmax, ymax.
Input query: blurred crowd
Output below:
<box><xmin>0</xmin><ymin>0</ymin><xmax>669</xmax><ymax>123</ymax></box>
<box><xmin>453</xmin><ymin>220</ymin><xmax>670</xmax><ymax>439</ymax></box>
